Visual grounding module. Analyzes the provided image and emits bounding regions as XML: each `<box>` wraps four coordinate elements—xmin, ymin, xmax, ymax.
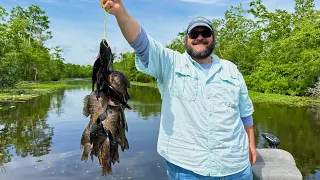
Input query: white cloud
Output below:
<box><xmin>44</xmin><ymin>8</ymin><xmax>192</xmax><ymax>66</ymax></box>
<box><xmin>46</xmin><ymin>17</ymin><xmax>133</xmax><ymax>66</ymax></box>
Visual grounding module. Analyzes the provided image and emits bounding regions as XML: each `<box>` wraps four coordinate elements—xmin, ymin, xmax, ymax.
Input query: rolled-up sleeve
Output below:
<box><xmin>134</xmin><ymin>34</ymin><xmax>177</xmax><ymax>86</ymax></box>
<box><xmin>130</xmin><ymin>27</ymin><xmax>150</xmax><ymax>68</ymax></box>
<box><xmin>241</xmin><ymin>115</ymin><xmax>253</xmax><ymax>126</ymax></box>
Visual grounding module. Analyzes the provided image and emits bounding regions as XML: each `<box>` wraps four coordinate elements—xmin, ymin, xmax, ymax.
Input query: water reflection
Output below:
<box><xmin>128</xmin><ymin>85</ymin><xmax>161</xmax><ymax>120</ymax></box>
<box><xmin>253</xmin><ymin>103</ymin><xmax>320</xmax><ymax>179</ymax></box>
<box><xmin>0</xmin><ymin>84</ymin><xmax>319</xmax><ymax>180</ymax></box>
<box><xmin>0</xmin><ymin>90</ymin><xmax>66</xmax><ymax>167</ymax></box>
<box><xmin>307</xmin><ymin>106</ymin><xmax>320</xmax><ymax>126</ymax></box>
<box><xmin>50</xmin><ymin>89</ymin><xmax>67</xmax><ymax>116</ymax></box>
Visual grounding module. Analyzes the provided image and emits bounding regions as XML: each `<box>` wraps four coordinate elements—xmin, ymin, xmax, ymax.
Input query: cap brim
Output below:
<box><xmin>187</xmin><ymin>23</ymin><xmax>212</xmax><ymax>33</ymax></box>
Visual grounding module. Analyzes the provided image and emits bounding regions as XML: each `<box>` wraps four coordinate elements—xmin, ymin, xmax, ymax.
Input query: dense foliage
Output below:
<box><xmin>0</xmin><ymin>5</ymin><xmax>91</xmax><ymax>88</ymax></box>
<box><xmin>180</xmin><ymin>0</ymin><xmax>319</xmax><ymax>96</ymax></box>
<box><xmin>114</xmin><ymin>52</ymin><xmax>156</xmax><ymax>83</ymax></box>
<box><xmin>115</xmin><ymin>0</ymin><xmax>319</xmax><ymax>97</ymax></box>
<box><xmin>1</xmin><ymin>1</ymin><xmax>319</xmax><ymax>97</ymax></box>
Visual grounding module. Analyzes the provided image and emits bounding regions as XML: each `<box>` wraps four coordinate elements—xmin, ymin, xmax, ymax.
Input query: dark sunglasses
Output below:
<box><xmin>188</xmin><ymin>29</ymin><xmax>212</xmax><ymax>39</ymax></box>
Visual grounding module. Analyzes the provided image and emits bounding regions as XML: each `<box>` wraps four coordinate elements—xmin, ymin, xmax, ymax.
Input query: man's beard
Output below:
<box><xmin>184</xmin><ymin>39</ymin><xmax>215</xmax><ymax>60</ymax></box>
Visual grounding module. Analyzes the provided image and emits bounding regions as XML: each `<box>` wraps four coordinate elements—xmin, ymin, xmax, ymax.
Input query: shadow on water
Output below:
<box><xmin>0</xmin><ymin>83</ymin><xmax>319</xmax><ymax>179</ymax></box>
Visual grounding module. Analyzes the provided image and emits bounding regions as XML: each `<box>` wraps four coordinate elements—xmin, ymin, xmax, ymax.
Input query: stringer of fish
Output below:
<box><xmin>80</xmin><ymin>38</ymin><xmax>132</xmax><ymax>176</ymax></box>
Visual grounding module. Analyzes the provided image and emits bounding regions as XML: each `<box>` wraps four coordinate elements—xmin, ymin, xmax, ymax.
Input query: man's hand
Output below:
<box><xmin>249</xmin><ymin>143</ymin><xmax>257</xmax><ymax>166</ymax></box>
<box><xmin>99</xmin><ymin>0</ymin><xmax>140</xmax><ymax>44</ymax></box>
<box><xmin>100</xmin><ymin>0</ymin><xmax>124</xmax><ymax>16</ymax></box>
<box><xmin>244</xmin><ymin>126</ymin><xmax>256</xmax><ymax>166</ymax></box>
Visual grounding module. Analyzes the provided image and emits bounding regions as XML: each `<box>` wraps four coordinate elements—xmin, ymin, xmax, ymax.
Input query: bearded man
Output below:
<box><xmin>100</xmin><ymin>0</ymin><xmax>256</xmax><ymax>179</ymax></box>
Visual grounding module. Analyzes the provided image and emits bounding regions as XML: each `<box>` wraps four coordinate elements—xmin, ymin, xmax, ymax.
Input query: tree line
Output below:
<box><xmin>1</xmin><ymin>0</ymin><xmax>319</xmax><ymax>97</ymax></box>
<box><xmin>0</xmin><ymin>5</ymin><xmax>92</xmax><ymax>88</ymax></box>
<box><xmin>114</xmin><ymin>0</ymin><xmax>320</xmax><ymax>97</ymax></box>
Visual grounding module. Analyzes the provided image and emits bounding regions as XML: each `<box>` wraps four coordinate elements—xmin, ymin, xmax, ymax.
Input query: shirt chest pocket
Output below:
<box><xmin>170</xmin><ymin>65</ymin><xmax>199</xmax><ymax>101</ymax></box>
<box><xmin>219</xmin><ymin>73</ymin><xmax>241</xmax><ymax>106</ymax></box>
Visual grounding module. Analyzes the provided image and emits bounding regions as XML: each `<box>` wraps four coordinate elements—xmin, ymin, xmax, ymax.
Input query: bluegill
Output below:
<box><xmin>81</xmin><ymin>39</ymin><xmax>131</xmax><ymax>176</ymax></box>
<box><xmin>92</xmin><ymin>39</ymin><xmax>113</xmax><ymax>96</ymax></box>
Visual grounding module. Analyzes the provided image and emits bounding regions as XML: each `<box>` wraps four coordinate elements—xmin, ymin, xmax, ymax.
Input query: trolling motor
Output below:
<box><xmin>261</xmin><ymin>132</ymin><xmax>280</xmax><ymax>148</ymax></box>
<box><xmin>254</xmin><ymin>133</ymin><xmax>303</xmax><ymax>179</ymax></box>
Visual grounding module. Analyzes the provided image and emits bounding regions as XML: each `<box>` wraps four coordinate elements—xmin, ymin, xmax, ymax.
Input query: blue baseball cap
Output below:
<box><xmin>186</xmin><ymin>16</ymin><xmax>213</xmax><ymax>34</ymax></box>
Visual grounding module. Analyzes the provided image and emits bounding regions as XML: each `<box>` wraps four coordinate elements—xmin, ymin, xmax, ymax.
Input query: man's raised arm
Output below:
<box><xmin>100</xmin><ymin>0</ymin><xmax>140</xmax><ymax>44</ymax></box>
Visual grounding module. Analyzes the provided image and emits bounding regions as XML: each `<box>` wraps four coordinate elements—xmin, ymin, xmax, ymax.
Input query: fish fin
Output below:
<box><xmin>82</xmin><ymin>95</ymin><xmax>90</xmax><ymax>117</ymax></box>
<box><xmin>124</xmin><ymin>137</ymin><xmax>129</xmax><ymax>150</ymax></box>
<box><xmin>119</xmin><ymin>108</ymin><xmax>128</xmax><ymax>132</ymax></box>
<box><xmin>90</xmin><ymin>148</ymin><xmax>97</xmax><ymax>162</ymax></box>
<box><xmin>122</xmin><ymin>110</ymin><xmax>128</xmax><ymax>132</ymax></box>
<box><xmin>125</xmin><ymin>121</ymin><xmax>128</xmax><ymax>132</ymax></box>
<box><xmin>89</xmin><ymin>153</ymin><xmax>93</xmax><ymax>161</ymax></box>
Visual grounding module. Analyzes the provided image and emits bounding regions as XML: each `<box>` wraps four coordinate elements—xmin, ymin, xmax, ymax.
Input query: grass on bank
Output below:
<box><xmin>248</xmin><ymin>91</ymin><xmax>320</xmax><ymax>107</ymax></box>
<box><xmin>131</xmin><ymin>81</ymin><xmax>320</xmax><ymax>108</ymax></box>
<box><xmin>130</xmin><ymin>81</ymin><xmax>158</xmax><ymax>88</ymax></box>
<box><xmin>0</xmin><ymin>79</ymin><xmax>319</xmax><ymax>108</ymax></box>
<box><xmin>0</xmin><ymin>78</ymin><xmax>90</xmax><ymax>102</ymax></box>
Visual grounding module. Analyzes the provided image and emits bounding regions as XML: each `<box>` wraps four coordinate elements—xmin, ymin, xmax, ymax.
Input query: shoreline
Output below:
<box><xmin>130</xmin><ymin>82</ymin><xmax>320</xmax><ymax>108</ymax></box>
<box><xmin>0</xmin><ymin>80</ymin><xmax>319</xmax><ymax>108</ymax></box>
<box><xmin>0</xmin><ymin>79</ymin><xmax>90</xmax><ymax>105</ymax></box>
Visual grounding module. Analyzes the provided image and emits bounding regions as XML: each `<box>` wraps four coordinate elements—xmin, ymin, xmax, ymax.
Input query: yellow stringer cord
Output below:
<box><xmin>104</xmin><ymin>10</ymin><xmax>107</xmax><ymax>41</ymax></box>
<box><xmin>103</xmin><ymin>8</ymin><xmax>110</xmax><ymax>48</ymax></box>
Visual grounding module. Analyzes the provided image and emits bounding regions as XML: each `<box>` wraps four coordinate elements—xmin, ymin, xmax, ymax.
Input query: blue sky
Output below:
<box><xmin>0</xmin><ymin>0</ymin><xmax>319</xmax><ymax>65</ymax></box>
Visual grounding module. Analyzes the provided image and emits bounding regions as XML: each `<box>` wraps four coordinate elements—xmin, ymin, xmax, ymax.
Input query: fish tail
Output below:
<box><xmin>101</xmin><ymin>163</ymin><xmax>113</xmax><ymax>176</ymax></box>
<box><xmin>108</xmin><ymin>166</ymin><xmax>113</xmax><ymax>175</ymax></box>
<box><xmin>81</xmin><ymin>152</ymin><xmax>88</xmax><ymax>161</ymax></box>
<box><xmin>82</xmin><ymin>95</ymin><xmax>90</xmax><ymax>117</ymax></box>
<box><xmin>101</xmin><ymin>168</ymin><xmax>106</xmax><ymax>176</ymax></box>
<box><xmin>81</xmin><ymin>144</ymin><xmax>91</xmax><ymax>161</ymax></box>
<box><xmin>111</xmin><ymin>144</ymin><xmax>120</xmax><ymax>164</ymax></box>
<box><xmin>115</xmin><ymin>145</ymin><xmax>120</xmax><ymax>163</ymax></box>
<box><xmin>80</xmin><ymin>127</ymin><xmax>89</xmax><ymax>149</ymax></box>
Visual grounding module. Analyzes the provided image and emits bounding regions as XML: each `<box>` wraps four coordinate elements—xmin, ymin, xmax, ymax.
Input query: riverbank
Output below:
<box><xmin>131</xmin><ymin>82</ymin><xmax>320</xmax><ymax>108</ymax></box>
<box><xmin>0</xmin><ymin>80</ymin><xmax>319</xmax><ymax>108</ymax></box>
<box><xmin>0</xmin><ymin>79</ymin><xmax>90</xmax><ymax>104</ymax></box>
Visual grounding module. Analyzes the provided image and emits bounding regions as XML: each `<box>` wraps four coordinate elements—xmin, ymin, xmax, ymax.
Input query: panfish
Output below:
<box><xmin>81</xmin><ymin>38</ymin><xmax>131</xmax><ymax>176</ymax></box>
<box><xmin>92</xmin><ymin>39</ymin><xmax>113</xmax><ymax>96</ymax></box>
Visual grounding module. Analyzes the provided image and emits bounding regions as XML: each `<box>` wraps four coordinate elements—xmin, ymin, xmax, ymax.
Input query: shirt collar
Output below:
<box><xmin>183</xmin><ymin>52</ymin><xmax>221</xmax><ymax>71</ymax></box>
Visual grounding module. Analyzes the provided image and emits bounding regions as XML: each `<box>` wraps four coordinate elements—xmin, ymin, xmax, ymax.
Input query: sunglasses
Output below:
<box><xmin>188</xmin><ymin>29</ymin><xmax>212</xmax><ymax>39</ymax></box>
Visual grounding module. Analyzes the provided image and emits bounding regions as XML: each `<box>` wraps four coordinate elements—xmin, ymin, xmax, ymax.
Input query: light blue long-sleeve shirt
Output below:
<box><xmin>130</xmin><ymin>27</ymin><xmax>254</xmax><ymax>126</ymax></box>
<box><xmin>129</xmin><ymin>27</ymin><xmax>255</xmax><ymax>177</ymax></box>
